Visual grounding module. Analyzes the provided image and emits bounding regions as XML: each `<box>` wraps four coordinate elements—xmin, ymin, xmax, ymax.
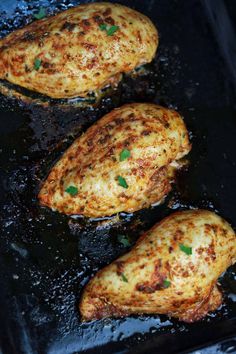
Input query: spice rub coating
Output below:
<box><xmin>0</xmin><ymin>2</ymin><xmax>158</xmax><ymax>98</ymax></box>
<box><xmin>79</xmin><ymin>210</ymin><xmax>236</xmax><ymax>322</ymax></box>
<box><xmin>38</xmin><ymin>103</ymin><xmax>191</xmax><ymax>217</ymax></box>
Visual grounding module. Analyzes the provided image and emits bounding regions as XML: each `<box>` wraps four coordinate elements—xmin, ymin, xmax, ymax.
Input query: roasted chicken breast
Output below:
<box><xmin>79</xmin><ymin>210</ymin><xmax>236</xmax><ymax>322</ymax></box>
<box><xmin>0</xmin><ymin>2</ymin><xmax>158</xmax><ymax>99</ymax></box>
<box><xmin>38</xmin><ymin>103</ymin><xmax>191</xmax><ymax>217</ymax></box>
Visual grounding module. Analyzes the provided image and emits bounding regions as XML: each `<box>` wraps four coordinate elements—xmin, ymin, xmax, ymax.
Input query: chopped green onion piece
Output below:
<box><xmin>34</xmin><ymin>58</ymin><xmax>41</xmax><ymax>70</ymax></box>
<box><xmin>163</xmin><ymin>279</ymin><xmax>171</xmax><ymax>288</ymax></box>
<box><xmin>120</xmin><ymin>149</ymin><xmax>131</xmax><ymax>162</ymax></box>
<box><xmin>107</xmin><ymin>25</ymin><xmax>119</xmax><ymax>36</ymax></box>
<box><xmin>117</xmin><ymin>175</ymin><xmax>128</xmax><ymax>189</ymax></box>
<box><xmin>65</xmin><ymin>185</ymin><xmax>78</xmax><ymax>196</ymax></box>
<box><xmin>99</xmin><ymin>23</ymin><xmax>119</xmax><ymax>36</ymax></box>
<box><xmin>117</xmin><ymin>234</ymin><xmax>131</xmax><ymax>247</ymax></box>
<box><xmin>34</xmin><ymin>7</ymin><xmax>46</xmax><ymax>20</ymax></box>
<box><xmin>179</xmin><ymin>243</ymin><xmax>192</xmax><ymax>255</ymax></box>
<box><xmin>99</xmin><ymin>23</ymin><xmax>107</xmax><ymax>31</ymax></box>
<box><xmin>121</xmin><ymin>273</ymin><xmax>128</xmax><ymax>282</ymax></box>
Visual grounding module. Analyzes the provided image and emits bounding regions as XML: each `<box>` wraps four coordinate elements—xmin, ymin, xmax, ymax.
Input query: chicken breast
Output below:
<box><xmin>0</xmin><ymin>2</ymin><xmax>158</xmax><ymax>99</ymax></box>
<box><xmin>79</xmin><ymin>210</ymin><xmax>236</xmax><ymax>322</ymax></box>
<box><xmin>38</xmin><ymin>103</ymin><xmax>191</xmax><ymax>217</ymax></box>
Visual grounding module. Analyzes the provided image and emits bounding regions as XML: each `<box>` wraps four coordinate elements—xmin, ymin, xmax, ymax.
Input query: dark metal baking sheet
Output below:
<box><xmin>0</xmin><ymin>0</ymin><xmax>236</xmax><ymax>353</ymax></box>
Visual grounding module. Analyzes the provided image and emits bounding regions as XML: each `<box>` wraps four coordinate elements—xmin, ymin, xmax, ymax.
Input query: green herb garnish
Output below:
<box><xmin>121</xmin><ymin>273</ymin><xmax>128</xmax><ymax>282</ymax></box>
<box><xmin>163</xmin><ymin>279</ymin><xmax>171</xmax><ymax>288</ymax></box>
<box><xmin>117</xmin><ymin>175</ymin><xmax>128</xmax><ymax>189</ymax></box>
<box><xmin>34</xmin><ymin>7</ymin><xmax>46</xmax><ymax>20</ymax></box>
<box><xmin>179</xmin><ymin>243</ymin><xmax>192</xmax><ymax>255</ymax></box>
<box><xmin>99</xmin><ymin>23</ymin><xmax>107</xmax><ymax>31</ymax></box>
<box><xmin>120</xmin><ymin>149</ymin><xmax>131</xmax><ymax>162</ymax></box>
<box><xmin>99</xmin><ymin>23</ymin><xmax>119</xmax><ymax>36</ymax></box>
<box><xmin>107</xmin><ymin>25</ymin><xmax>119</xmax><ymax>36</ymax></box>
<box><xmin>117</xmin><ymin>234</ymin><xmax>131</xmax><ymax>247</ymax></box>
<box><xmin>34</xmin><ymin>58</ymin><xmax>41</xmax><ymax>70</ymax></box>
<box><xmin>65</xmin><ymin>185</ymin><xmax>78</xmax><ymax>196</ymax></box>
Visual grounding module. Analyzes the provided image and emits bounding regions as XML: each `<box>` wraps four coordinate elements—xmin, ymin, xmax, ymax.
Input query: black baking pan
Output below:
<box><xmin>0</xmin><ymin>0</ymin><xmax>236</xmax><ymax>353</ymax></box>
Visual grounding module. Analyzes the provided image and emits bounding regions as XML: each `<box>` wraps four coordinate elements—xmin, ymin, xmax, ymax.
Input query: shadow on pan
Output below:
<box><xmin>0</xmin><ymin>0</ymin><xmax>236</xmax><ymax>353</ymax></box>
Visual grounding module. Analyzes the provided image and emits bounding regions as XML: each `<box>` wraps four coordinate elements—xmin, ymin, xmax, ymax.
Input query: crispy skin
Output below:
<box><xmin>0</xmin><ymin>2</ymin><xmax>158</xmax><ymax>98</ymax></box>
<box><xmin>79</xmin><ymin>210</ymin><xmax>236</xmax><ymax>322</ymax></box>
<box><xmin>38</xmin><ymin>103</ymin><xmax>191</xmax><ymax>217</ymax></box>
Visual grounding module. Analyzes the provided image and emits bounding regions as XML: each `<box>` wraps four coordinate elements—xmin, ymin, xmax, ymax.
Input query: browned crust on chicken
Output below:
<box><xmin>0</xmin><ymin>3</ymin><xmax>158</xmax><ymax>98</ymax></box>
<box><xmin>38</xmin><ymin>103</ymin><xmax>191</xmax><ymax>217</ymax></box>
<box><xmin>79</xmin><ymin>210</ymin><xmax>236</xmax><ymax>322</ymax></box>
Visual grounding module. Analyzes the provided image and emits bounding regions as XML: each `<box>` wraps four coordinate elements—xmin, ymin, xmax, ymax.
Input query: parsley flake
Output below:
<box><xmin>34</xmin><ymin>58</ymin><xmax>41</xmax><ymax>70</ymax></box>
<box><xmin>179</xmin><ymin>243</ymin><xmax>192</xmax><ymax>255</ymax></box>
<box><xmin>99</xmin><ymin>23</ymin><xmax>107</xmax><ymax>31</ymax></box>
<box><xmin>121</xmin><ymin>273</ymin><xmax>128</xmax><ymax>282</ymax></box>
<box><xmin>117</xmin><ymin>234</ymin><xmax>131</xmax><ymax>247</ymax></box>
<box><xmin>99</xmin><ymin>23</ymin><xmax>119</xmax><ymax>36</ymax></box>
<box><xmin>34</xmin><ymin>7</ymin><xmax>46</xmax><ymax>20</ymax></box>
<box><xmin>120</xmin><ymin>149</ymin><xmax>131</xmax><ymax>162</ymax></box>
<box><xmin>107</xmin><ymin>25</ymin><xmax>119</xmax><ymax>36</ymax></box>
<box><xmin>65</xmin><ymin>185</ymin><xmax>78</xmax><ymax>196</ymax></box>
<box><xmin>117</xmin><ymin>175</ymin><xmax>128</xmax><ymax>189</ymax></box>
<box><xmin>163</xmin><ymin>279</ymin><xmax>171</xmax><ymax>288</ymax></box>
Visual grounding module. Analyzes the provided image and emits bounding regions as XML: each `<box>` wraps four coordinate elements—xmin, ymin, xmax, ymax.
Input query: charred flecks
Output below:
<box><xmin>105</xmin><ymin>17</ymin><xmax>115</xmax><ymax>25</ymax></box>
<box><xmin>82</xmin><ymin>19</ymin><xmax>91</xmax><ymax>27</ymax></box>
<box><xmin>105</xmin><ymin>147</ymin><xmax>114</xmax><ymax>156</ymax></box>
<box><xmin>93</xmin><ymin>15</ymin><xmax>104</xmax><ymax>25</ymax></box>
<box><xmin>22</xmin><ymin>31</ymin><xmax>36</xmax><ymax>41</ymax></box>
<box><xmin>38</xmin><ymin>38</ymin><xmax>46</xmax><ymax>47</ymax></box>
<box><xmin>24</xmin><ymin>64</ymin><xmax>31</xmax><ymax>73</ymax></box>
<box><xmin>42</xmin><ymin>62</ymin><xmax>54</xmax><ymax>69</ymax></box>
<box><xmin>114</xmin><ymin>118</ymin><xmax>124</xmax><ymax>125</ymax></box>
<box><xmin>182</xmin><ymin>270</ymin><xmax>190</xmax><ymax>278</ymax></box>
<box><xmin>141</xmin><ymin>130</ymin><xmax>152</xmax><ymax>136</ymax></box>
<box><xmin>115</xmin><ymin>261</ymin><xmax>125</xmax><ymax>275</ymax></box>
<box><xmin>206</xmin><ymin>243</ymin><xmax>216</xmax><ymax>261</ymax></box>
<box><xmin>104</xmin><ymin>123</ymin><xmax>114</xmax><ymax>131</ymax></box>
<box><xmin>86</xmin><ymin>139</ymin><xmax>93</xmax><ymax>147</ymax></box>
<box><xmin>103</xmin><ymin>8</ymin><xmax>112</xmax><ymax>16</ymax></box>
<box><xmin>136</xmin><ymin>279</ymin><xmax>167</xmax><ymax>293</ymax></box>
<box><xmin>204</xmin><ymin>223</ymin><xmax>217</xmax><ymax>234</ymax></box>
<box><xmin>60</xmin><ymin>22</ymin><xmax>76</xmax><ymax>32</ymax></box>
<box><xmin>82</xmin><ymin>42</ymin><xmax>97</xmax><ymax>51</ymax></box>
<box><xmin>128</xmin><ymin>113</ymin><xmax>136</xmax><ymax>121</ymax></box>
<box><xmin>98</xmin><ymin>134</ymin><xmax>110</xmax><ymax>144</ymax></box>
<box><xmin>136</xmin><ymin>284</ymin><xmax>156</xmax><ymax>293</ymax></box>
<box><xmin>118</xmin><ymin>192</ymin><xmax>129</xmax><ymax>200</ymax></box>
<box><xmin>123</xmin><ymin>139</ymin><xmax>130</xmax><ymax>147</ymax></box>
<box><xmin>0</xmin><ymin>44</ymin><xmax>8</xmax><ymax>52</ymax></box>
<box><xmin>173</xmin><ymin>229</ymin><xmax>184</xmax><ymax>242</ymax></box>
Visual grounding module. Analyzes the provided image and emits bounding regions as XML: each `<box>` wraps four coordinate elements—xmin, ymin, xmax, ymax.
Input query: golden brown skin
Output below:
<box><xmin>79</xmin><ymin>210</ymin><xmax>236</xmax><ymax>322</ymax></box>
<box><xmin>38</xmin><ymin>103</ymin><xmax>191</xmax><ymax>217</ymax></box>
<box><xmin>0</xmin><ymin>3</ymin><xmax>158</xmax><ymax>98</ymax></box>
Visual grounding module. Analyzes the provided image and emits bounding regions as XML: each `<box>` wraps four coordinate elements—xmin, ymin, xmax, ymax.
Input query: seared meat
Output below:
<box><xmin>79</xmin><ymin>210</ymin><xmax>236</xmax><ymax>322</ymax></box>
<box><xmin>0</xmin><ymin>2</ymin><xmax>158</xmax><ymax>98</ymax></box>
<box><xmin>38</xmin><ymin>103</ymin><xmax>191</xmax><ymax>217</ymax></box>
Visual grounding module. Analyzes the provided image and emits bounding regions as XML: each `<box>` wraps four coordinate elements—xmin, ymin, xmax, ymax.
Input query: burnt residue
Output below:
<box><xmin>0</xmin><ymin>1</ymin><xmax>236</xmax><ymax>354</ymax></box>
